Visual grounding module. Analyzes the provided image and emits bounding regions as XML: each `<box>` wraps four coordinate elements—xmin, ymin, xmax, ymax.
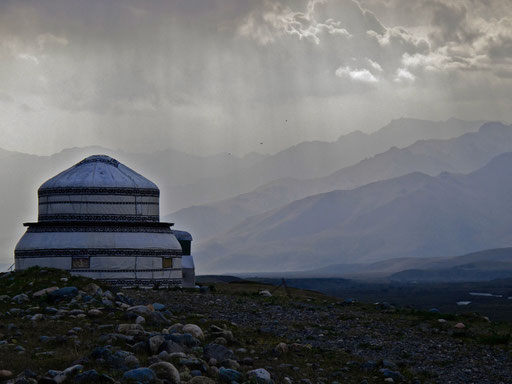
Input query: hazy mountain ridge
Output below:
<box><xmin>167</xmin><ymin>121</ymin><xmax>512</xmax><ymax>241</ymax></box>
<box><xmin>163</xmin><ymin>118</ymin><xmax>482</xmax><ymax>212</ymax></box>
<box><xmin>196</xmin><ymin>151</ymin><xmax>512</xmax><ymax>273</ymax></box>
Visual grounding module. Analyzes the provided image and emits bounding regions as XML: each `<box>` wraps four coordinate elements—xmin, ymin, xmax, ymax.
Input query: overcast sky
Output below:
<box><xmin>0</xmin><ymin>0</ymin><xmax>511</xmax><ymax>156</ymax></box>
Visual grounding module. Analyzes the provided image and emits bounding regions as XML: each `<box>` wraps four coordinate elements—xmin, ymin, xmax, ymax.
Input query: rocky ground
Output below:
<box><xmin>1</xmin><ymin>268</ymin><xmax>512</xmax><ymax>384</ymax></box>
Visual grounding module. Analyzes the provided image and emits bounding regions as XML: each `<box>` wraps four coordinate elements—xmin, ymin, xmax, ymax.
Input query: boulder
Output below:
<box><xmin>203</xmin><ymin>344</ymin><xmax>235</xmax><ymax>363</ymax></box>
<box><xmin>189</xmin><ymin>377</ymin><xmax>215</xmax><ymax>384</ymax></box>
<box><xmin>247</xmin><ymin>368</ymin><xmax>272</xmax><ymax>383</ymax></box>
<box><xmin>53</xmin><ymin>365</ymin><xmax>83</xmax><ymax>384</ymax></box>
<box><xmin>122</xmin><ymin>368</ymin><xmax>156</xmax><ymax>383</ymax></box>
<box><xmin>182</xmin><ymin>324</ymin><xmax>205</xmax><ymax>341</ymax></box>
<box><xmin>148</xmin><ymin>362</ymin><xmax>180</xmax><ymax>384</ymax></box>
<box><xmin>0</xmin><ymin>370</ymin><xmax>13</xmax><ymax>379</ymax></box>
<box><xmin>33</xmin><ymin>287</ymin><xmax>59</xmax><ymax>297</ymax></box>
<box><xmin>149</xmin><ymin>335</ymin><xmax>166</xmax><ymax>354</ymax></box>
<box><xmin>152</xmin><ymin>303</ymin><xmax>166</xmax><ymax>311</ymax></box>
<box><xmin>218</xmin><ymin>368</ymin><xmax>243</xmax><ymax>383</ymax></box>
<box><xmin>49</xmin><ymin>287</ymin><xmax>78</xmax><ymax>301</ymax></box>
<box><xmin>87</xmin><ymin>309</ymin><xmax>102</xmax><ymax>317</ymax></box>
<box><xmin>74</xmin><ymin>369</ymin><xmax>115</xmax><ymax>383</ymax></box>
<box><xmin>127</xmin><ymin>305</ymin><xmax>153</xmax><ymax>316</ymax></box>
<box><xmin>83</xmin><ymin>283</ymin><xmax>103</xmax><ymax>296</ymax></box>
<box><xmin>11</xmin><ymin>294</ymin><xmax>29</xmax><ymax>303</ymax></box>
<box><xmin>274</xmin><ymin>342</ymin><xmax>288</xmax><ymax>356</ymax></box>
<box><xmin>259</xmin><ymin>290</ymin><xmax>272</xmax><ymax>297</ymax></box>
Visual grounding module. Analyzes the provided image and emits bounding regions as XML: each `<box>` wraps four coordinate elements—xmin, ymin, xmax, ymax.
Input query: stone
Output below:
<box><xmin>135</xmin><ymin>316</ymin><xmax>145</xmax><ymax>325</ymax></box>
<box><xmin>149</xmin><ymin>335</ymin><xmax>166</xmax><ymax>354</ymax></box>
<box><xmin>33</xmin><ymin>287</ymin><xmax>59</xmax><ymax>297</ymax></box>
<box><xmin>30</xmin><ymin>313</ymin><xmax>45</xmax><ymax>321</ymax></box>
<box><xmin>189</xmin><ymin>377</ymin><xmax>215</xmax><ymax>384</ymax></box>
<box><xmin>11</xmin><ymin>294</ymin><xmax>29</xmax><ymax>303</ymax></box>
<box><xmin>122</xmin><ymin>368</ymin><xmax>156</xmax><ymax>383</ymax></box>
<box><xmin>83</xmin><ymin>283</ymin><xmax>103</xmax><ymax>296</ymax></box>
<box><xmin>0</xmin><ymin>370</ymin><xmax>13</xmax><ymax>379</ymax></box>
<box><xmin>247</xmin><ymin>368</ymin><xmax>272</xmax><ymax>383</ymax></box>
<box><xmin>454</xmin><ymin>322</ymin><xmax>466</xmax><ymax>329</ymax></box>
<box><xmin>152</xmin><ymin>303</ymin><xmax>166</xmax><ymax>311</ymax></box>
<box><xmin>87</xmin><ymin>309</ymin><xmax>102</xmax><ymax>317</ymax></box>
<box><xmin>274</xmin><ymin>342</ymin><xmax>288</xmax><ymax>356</ymax></box>
<box><xmin>163</xmin><ymin>341</ymin><xmax>185</xmax><ymax>354</ymax></box>
<box><xmin>222</xmin><ymin>359</ymin><xmax>240</xmax><ymax>370</ymax></box>
<box><xmin>182</xmin><ymin>324</ymin><xmax>205</xmax><ymax>341</ymax></box>
<box><xmin>218</xmin><ymin>368</ymin><xmax>243</xmax><ymax>383</ymax></box>
<box><xmin>147</xmin><ymin>311</ymin><xmax>170</xmax><ymax>326</ymax></box>
<box><xmin>54</xmin><ymin>365</ymin><xmax>84</xmax><ymax>384</ymax></box>
<box><xmin>127</xmin><ymin>305</ymin><xmax>153</xmax><ymax>316</ymax></box>
<box><xmin>124</xmin><ymin>355</ymin><xmax>140</xmax><ymax>368</ymax></box>
<box><xmin>148</xmin><ymin>362</ymin><xmax>180</xmax><ymax>384</ymax></box>
<box><xmin>49</xmin><ymin>287</ymin><xmax>78</xmax><ymax>300</ymax></box>
<box><xmin>168</xmin><ymin>323</ymin><xmax>184</xmax><ymax>333</ymax></box>
<box><xmin>203</xmin><ymin>343</ymin><xmax>235</xmax><ymax>363</ymax></box>
<box><xmin>259</xmin><ymin>290</ymin><xmax>272</xmax><ymax>297</ymax></box>
<box><xmin>117</xmin><ymin>324</ymin><xmax>145</xmax><ymax>334</ymax></box>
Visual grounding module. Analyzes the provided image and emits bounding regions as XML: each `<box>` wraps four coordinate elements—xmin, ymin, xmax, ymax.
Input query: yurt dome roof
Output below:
<box><xmin>39</xmin><ymin>155</ymin><xmax>158</xmax><ymax>192</ymax></box>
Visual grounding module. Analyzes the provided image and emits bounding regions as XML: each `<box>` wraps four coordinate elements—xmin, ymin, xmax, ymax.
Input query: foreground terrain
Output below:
<box><xmin>1</xmin><ymin>268</ymin><xmax>512</xmax><ymax>384</ymax></box>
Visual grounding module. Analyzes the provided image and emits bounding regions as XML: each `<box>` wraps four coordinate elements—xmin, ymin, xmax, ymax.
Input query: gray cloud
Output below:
<box><xmin>0</xmin><ymin>0</ymin><xmax>510</xmax><ymax>156</ymax></box>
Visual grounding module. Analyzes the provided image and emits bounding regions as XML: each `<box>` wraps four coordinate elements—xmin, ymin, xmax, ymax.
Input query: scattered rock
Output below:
<box><xmin>274</xmin><ymin>342</ymin><xmax>288</xmax><ymax>356</ymax></box>
<box><xmin>122</xmin><ymin>368</ymin><xmax>156</xmax><ymax>383</ymax></box>
<box><xmin>182</xmin><ymin>324</ymin><xmax>205</xmax><ymax>341</ymax></box>
<box><xmin>127</xmin><ymin>305</ymin><xmax>153</xmax><ymax>316</ymax></box>
<box><xmin>148</xmin><ymin>362</ymin><xmax>180</xmax><ymax>384</ymax></box>
<box><xmin>259</xmin><ymin>290</ymin><xmax>272</xmax><ymax>297</ymax></box>
<box><xmin>203</xmin><ymin>344</ymin><xmax>235</xmax><ymax>363</ymax></box>
<box><xmin>149</xmin><ymin>335</ymin><xmax>166</xmax><ymax>354</ymax></box>
<box><xmin>247</xmin><ymin>368</ymin><xmax>272</xmax><ymax>383</ymax></box>
<box><xmin>189</xmin><ymin>377</ymin><xmax>215</xmax><ymax>384</ymax></box>
<box><xmin>218</xmin><ymin>367</ymin><xmax>243</xmax><ymax>383</ymax></box>
<box><xmin>0</xmin><ymin>370</ymin><xmax>13</xmax><ymax>379</ymax></box>
<box><xmin>455</xmin><ymin>323</ymin><xmax>466</xmax><ymax>329</ymax></box>
<box><xmin>87</xmin><ymin>309</ymin><xmax>102</xmax><ymax>317</ymax></box>
<box><xmin>49</xmin><ymin>287</ymin><xmax>78</xmax><ymax>301</ymax></box>
<box><xmin>11</xmin><ymin>294</ymin><xmax>29</xmax><ymax>303</ymax></box>
<box><xmin>33</xmin><ymin>287</ymin><xmax>59</xmax><ymax>297</ymax></box>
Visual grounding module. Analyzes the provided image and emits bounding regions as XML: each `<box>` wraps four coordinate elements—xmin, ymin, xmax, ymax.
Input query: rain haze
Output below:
<box><xmin>1</xmin><ymin>0</ymin><xmax>511</xmax><ymax>156</ymax></box>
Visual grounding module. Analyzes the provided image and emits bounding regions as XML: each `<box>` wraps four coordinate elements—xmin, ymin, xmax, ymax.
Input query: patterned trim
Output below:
<box><xmin>70</xmin><ymin>268</ymin><xmax>181</xmax><ymax>272</ymax></box>
<box><xmin>76</xmin><ymin>157</ymin><xmax>120</xmax><ymax>167</ymax></box>
<box><xmin>27</xmin><ymin>226</ymin><xmax>172</xmax><ymax>233</ymax></box>
<box><xmin>38</xmin><ymin>188</ymin><xmax>159</xmax><ymax>197</ymax></box>
<box><xmin>84</xmin><ymin>279</ymin><xmax>181</xmax><ymax>286</ymax></box>
<box><xmin>39</xmin><ymin>201</ymin><xmax>159</xmax><ymax>206</ymax></box>
<box><xmin>15</xmin><ymin>248</ymin><xmax>182</xmax><ymax>257</ymax></box>
<box><xmin>38</xmin><ymin>214</ymin><xmax>160</xmax><ymax>222</ymax></box>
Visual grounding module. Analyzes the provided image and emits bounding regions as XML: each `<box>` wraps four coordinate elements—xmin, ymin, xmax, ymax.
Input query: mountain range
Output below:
<box><xmin>167</xmin><ymin>121</ymin><xmax>512</xmax><ymax>242</ymax></box>
<box><xmin>196</xmin><ymin>151</ymin><xmax>512</xmax><ymax>273</ymax></box>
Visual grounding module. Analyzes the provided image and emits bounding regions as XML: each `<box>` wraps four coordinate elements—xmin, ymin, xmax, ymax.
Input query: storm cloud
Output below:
<box><xmin>0</xmin><ymin>0</ymin><xmax>510</xmax><ymax>156</ymax></box>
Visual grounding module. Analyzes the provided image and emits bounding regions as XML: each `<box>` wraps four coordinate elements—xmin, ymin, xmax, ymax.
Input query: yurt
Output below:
<box><xmin>14</xmin><ymin>154</ymin><xmax>194</xmax><ymax>287</ymax></box>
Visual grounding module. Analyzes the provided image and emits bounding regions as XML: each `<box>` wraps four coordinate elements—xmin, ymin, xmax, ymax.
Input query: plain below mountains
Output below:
<box><xmin>167</xmin><ymin>121</ymin><xmax>512</xmax><ymax>242</ymax></box>
<box><xmin>196</xmin><ymin>151</ymin><xmax>512</xmax><ymax>274</ymax></box>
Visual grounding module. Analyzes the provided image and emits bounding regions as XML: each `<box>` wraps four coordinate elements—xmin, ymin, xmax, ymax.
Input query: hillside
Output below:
<box><xmin>1</xmin><ymin>267</ymin><xmax>512</xmax><ymax>384</ymax></box>
<box><xmin>165</xmin><ymin>118</ymin><xmax>482</xmax><ymax>221</ymax></box>
<box><xmin>196</xmin><ymin>152</ymin><xmax>512</xmax><ymax>273</ymax></box>
<box><xmin>167</xmin><ymin>122</ymin><xmax>512</xmax><ymax>241</ymax></box>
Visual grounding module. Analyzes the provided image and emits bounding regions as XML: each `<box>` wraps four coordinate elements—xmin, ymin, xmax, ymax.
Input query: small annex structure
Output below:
<box><xmin>14</xmin><ymin>154</ymin><xmax>195</xmax><ymax>287</ymax></box>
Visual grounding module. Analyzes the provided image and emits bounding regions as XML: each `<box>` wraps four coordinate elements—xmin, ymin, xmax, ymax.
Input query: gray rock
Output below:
<box><xmin>203</xmin><ymin>344</ymin><xmax>235</xmax><ymax>363</ymax></box>
<box><xmin>247</xmin><ymin>368</ymin><xmax>272</xmax><ymax>383</ymax></box>
<box><xmin>148</xmin><ymin>362</ymin><xmax>180</xmax><ymax>384</ymax></box>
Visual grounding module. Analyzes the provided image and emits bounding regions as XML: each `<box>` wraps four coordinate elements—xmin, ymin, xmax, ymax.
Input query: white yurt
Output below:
<box><xmin>14</xmin><ymin>154</ymin><xmax>194</xmax><ymax>287</ymax></box>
